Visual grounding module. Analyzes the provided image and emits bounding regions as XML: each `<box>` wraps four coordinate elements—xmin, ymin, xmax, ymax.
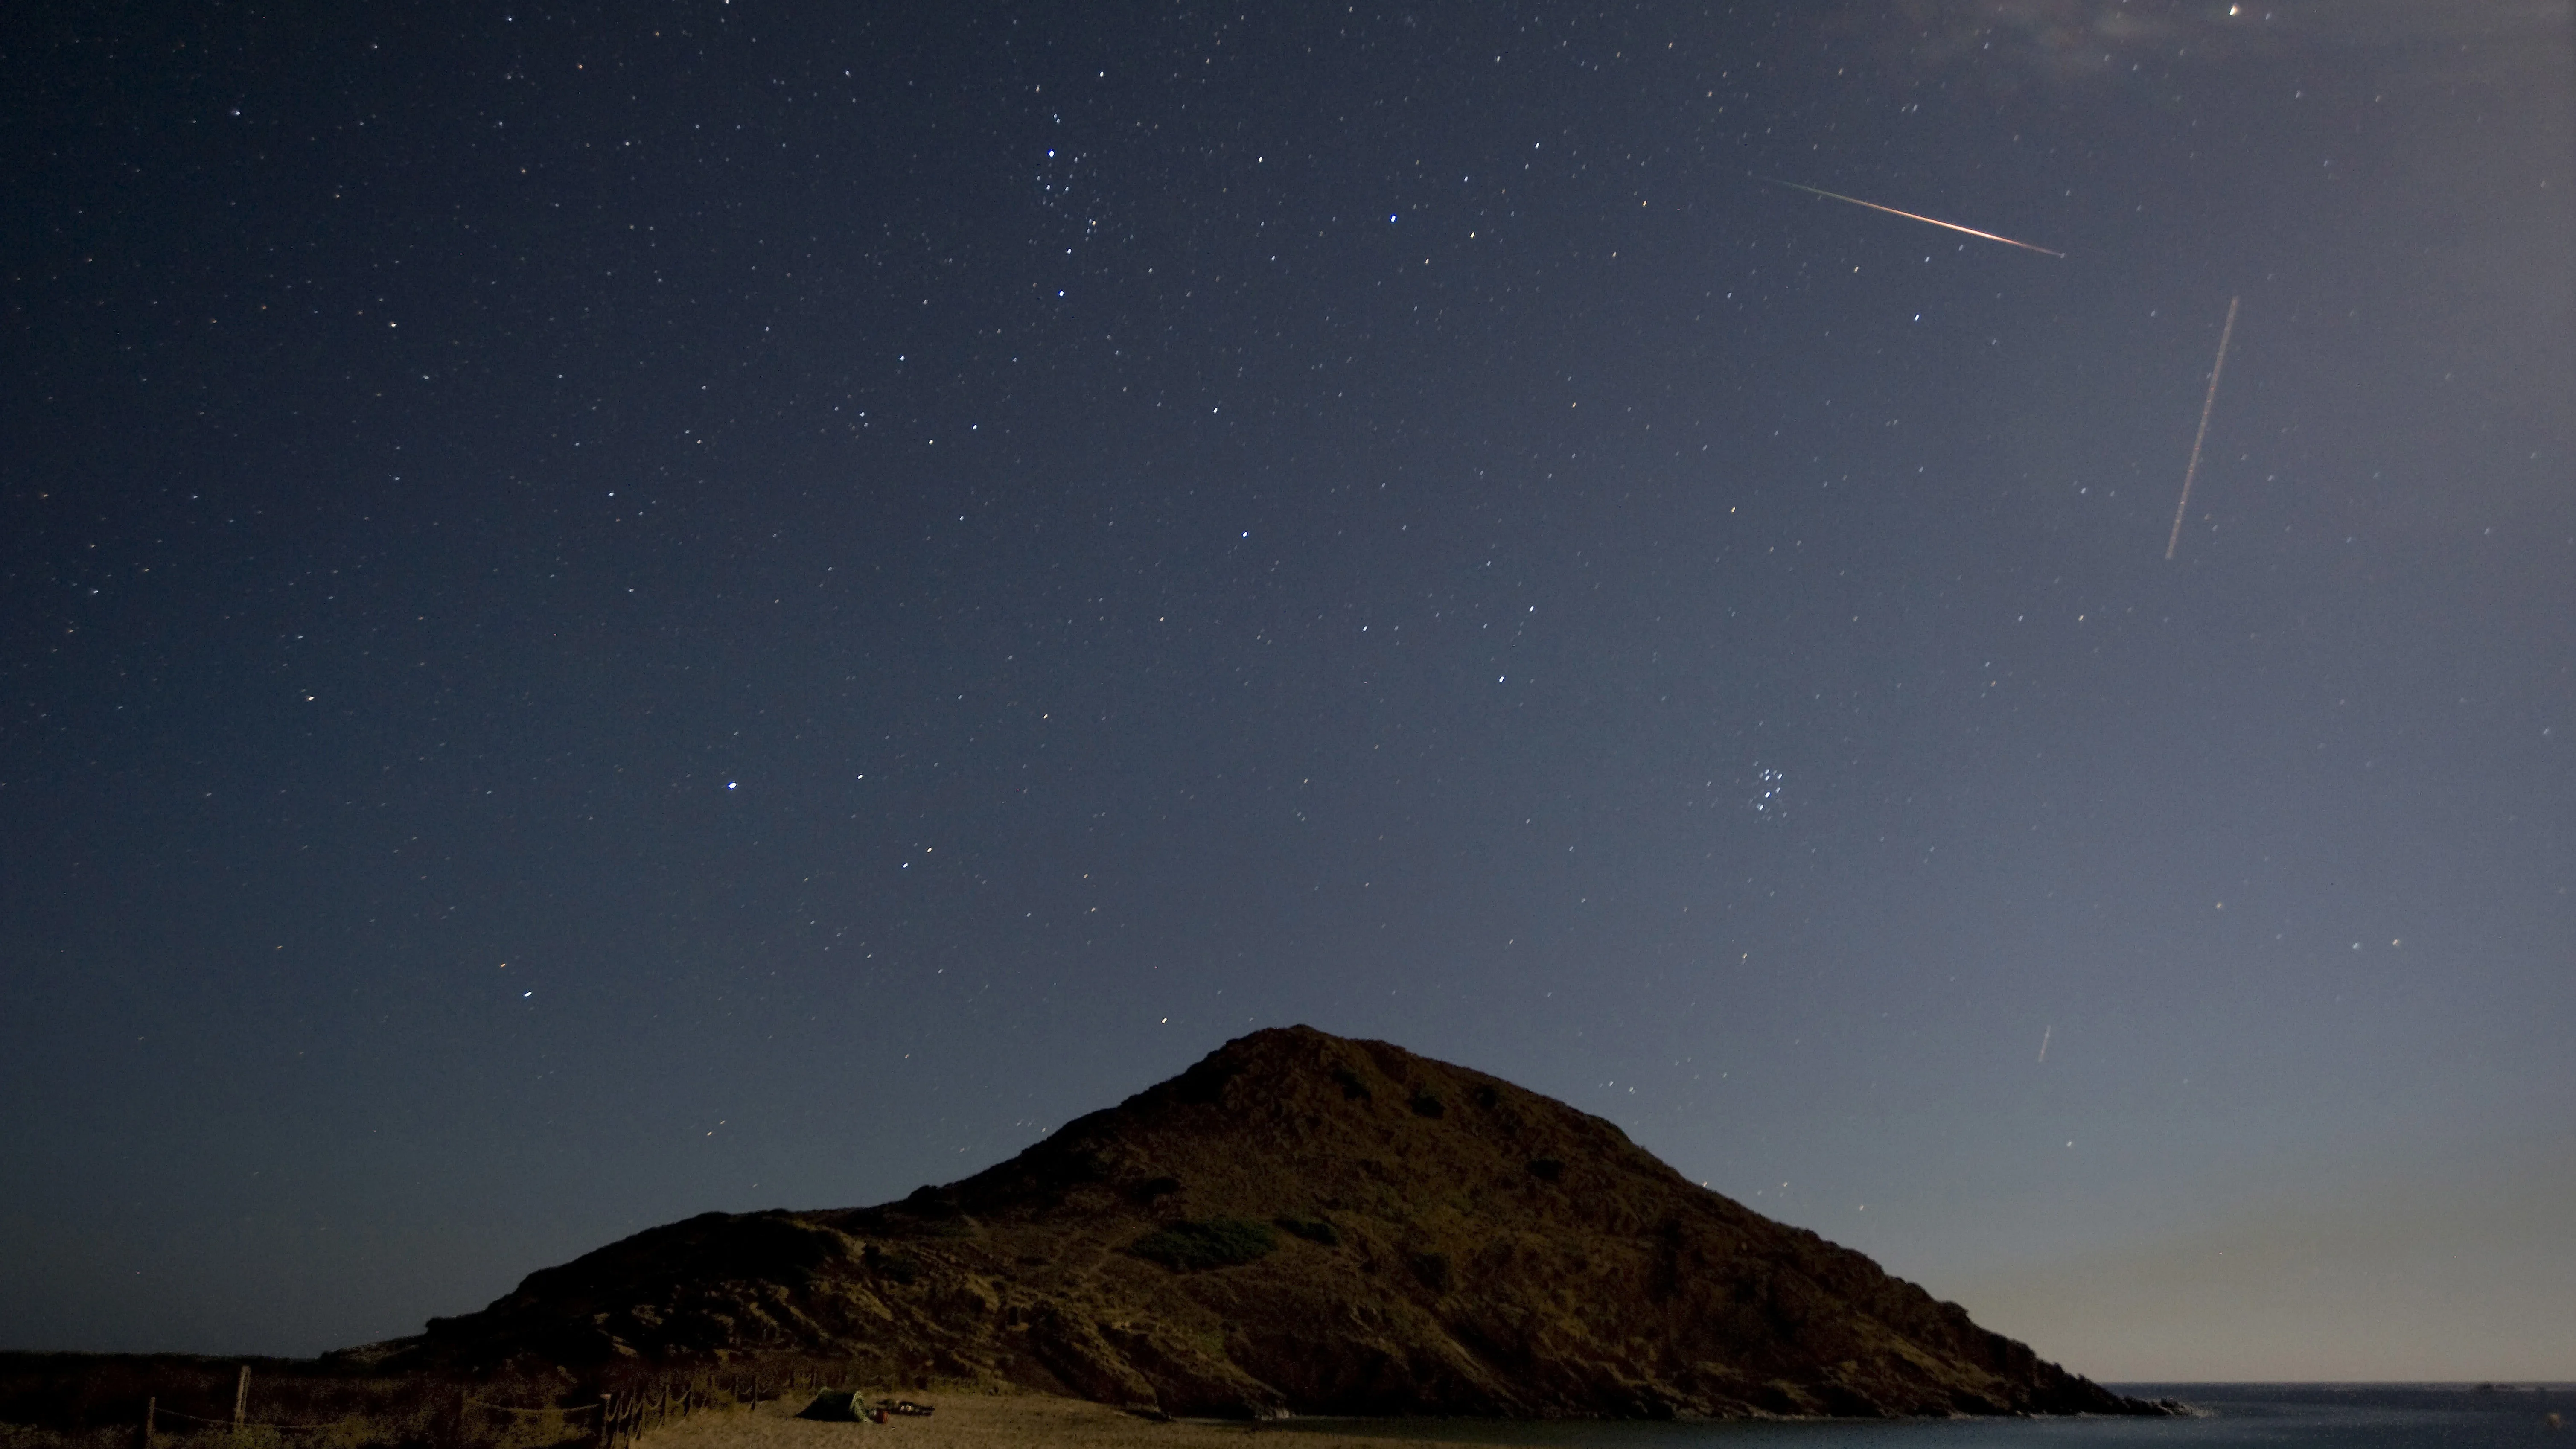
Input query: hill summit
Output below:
<box><xmin>388</xmin><ymin>1026</ymin><xmax>2158</xmax><ymax>1419</ymax></box>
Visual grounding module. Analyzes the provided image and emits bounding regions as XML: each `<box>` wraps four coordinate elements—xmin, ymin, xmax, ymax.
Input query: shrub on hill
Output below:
<box><xmin>1127</xmin><ymin>1218</ymin><xmax>1278</xmax><ymax>1271</ymax></box>
<box><xmin>1271</xmin><ymin>1216</ymin><xmax>1340</xmax><ymax>1246</ymax></box>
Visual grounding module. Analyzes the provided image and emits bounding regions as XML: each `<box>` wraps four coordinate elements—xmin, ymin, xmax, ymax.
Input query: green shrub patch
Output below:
<box><xmin>1272</xmin><ymin>1216</ymin><xmax>1340</xmax><ymax>1246</ymax></box>
<box><xmin>1128</xmin><ymin>1217</ymin><xmax>1279</xmax><ymax>1271</ymax></box>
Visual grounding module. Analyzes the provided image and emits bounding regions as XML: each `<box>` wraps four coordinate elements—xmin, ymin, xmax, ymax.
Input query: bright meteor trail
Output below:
<box><xmin>2166</xmin><ymin>296</ymin><xmax>2242</xmax><ymax>560</ymax></box>
<box><xmin>1760</xmin><ymin>178</ymin><xmax>2067</xmax><ymax>257</ymax></box>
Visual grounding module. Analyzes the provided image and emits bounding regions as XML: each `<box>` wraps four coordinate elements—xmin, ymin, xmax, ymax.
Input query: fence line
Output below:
<box><xmin>463</xmin><ymin>1397</ymin><xmax>599</xmax><ymax>1417</ymax></box>
<box><xmin>154</xmin><ymin>1406</ymin><xmax>352</xmax><ymax>1431</ymax></box>
<box><xmin>597</xmin><ymin>1361</ymin><xmax>858</xmax><ymax>1449</ymax></box>
<box><xmin>132</xmin><ymin>1357</ymin><xmax>860</xmax><ymax>1449</ymax></box>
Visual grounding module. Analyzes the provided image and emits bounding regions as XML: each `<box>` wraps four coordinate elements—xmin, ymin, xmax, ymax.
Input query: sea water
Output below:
<box><xmin>1257</xmin><ymin>1385</ymin><xmax>2574</xmax><ymax>1449</ymax></box>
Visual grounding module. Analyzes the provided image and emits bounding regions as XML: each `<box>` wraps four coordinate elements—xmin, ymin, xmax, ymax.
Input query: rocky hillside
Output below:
<box><xmin>376</xmin><ymin>1026</ymin><xmax>2160</xmax><ymax>1420</ymax></box>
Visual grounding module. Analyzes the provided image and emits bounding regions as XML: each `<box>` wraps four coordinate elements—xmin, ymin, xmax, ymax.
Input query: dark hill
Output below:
<box><xmin>380</xmin><ymin>1026</ymin><xmax>2160</xmax><ymax>1420</ymax></box>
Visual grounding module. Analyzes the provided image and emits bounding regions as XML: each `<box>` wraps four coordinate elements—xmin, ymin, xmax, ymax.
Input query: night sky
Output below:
<box><xmin>4</xmin><ymin>1</ymin><xmax>2570</xmax><ymax>1381</ymax></box>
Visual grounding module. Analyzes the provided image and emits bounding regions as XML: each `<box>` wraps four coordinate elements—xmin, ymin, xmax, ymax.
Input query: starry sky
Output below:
<box><xmin>3</xmin><ymin>0</ymin><xmax>2570</xmax><ymax>1381</ymax></box>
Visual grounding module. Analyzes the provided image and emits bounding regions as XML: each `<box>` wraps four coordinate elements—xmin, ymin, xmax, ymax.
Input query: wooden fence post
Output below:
<box><xmin>140</xmin><ymin>1395</ymin><xmax>155</xmax><ymax>1449</ymax></box>
<box><xmin>233</xmin><ymin>1367</ymin><xmax>250</xmax><ymax>1429</ymax></box>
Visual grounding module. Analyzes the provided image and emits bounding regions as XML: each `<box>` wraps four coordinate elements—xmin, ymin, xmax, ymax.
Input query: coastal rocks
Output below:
<box><xmin>380</xmin><ymin>1026</ymin><xmax>2164</xmax><ymax>1422</ymax></box>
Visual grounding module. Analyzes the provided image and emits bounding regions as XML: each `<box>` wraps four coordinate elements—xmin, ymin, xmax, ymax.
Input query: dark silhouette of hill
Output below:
<box><xmin>378</xmin><ymin>1026</ymin><xmax>2162</xmax><ymax>1420</ymax></box>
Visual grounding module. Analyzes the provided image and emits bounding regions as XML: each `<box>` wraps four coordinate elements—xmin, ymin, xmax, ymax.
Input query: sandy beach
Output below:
<box><xmin>635</xmin><ymin>1391</ymin><xmax>1480</xmax><ymax>1449</ymax></box>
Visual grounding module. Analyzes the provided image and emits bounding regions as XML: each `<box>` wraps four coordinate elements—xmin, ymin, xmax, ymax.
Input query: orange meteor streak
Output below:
<box><xmin>1761</xmin><ymin>178</ymin><xmax>2066</xmax><ymax>257</ymax></box>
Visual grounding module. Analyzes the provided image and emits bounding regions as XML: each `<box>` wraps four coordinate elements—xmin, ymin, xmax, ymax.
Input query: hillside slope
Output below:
<box><xmin>385</xmin><ymin>1026</ymin><xmax>2158</xmax><ymax>1420</ymax></box>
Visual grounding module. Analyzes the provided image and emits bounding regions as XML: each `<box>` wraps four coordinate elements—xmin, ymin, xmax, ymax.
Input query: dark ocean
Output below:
<box><xmin>1258</xmin><ymin>1386</ymin><xmax>2574</xmax><ymax>1448</ymax></box>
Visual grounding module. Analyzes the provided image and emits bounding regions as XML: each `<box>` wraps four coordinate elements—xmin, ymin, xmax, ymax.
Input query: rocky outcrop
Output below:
<box><xmin>378</xmin><ymin>1026</ymin><xmax>2162</xmax><ymax>1420</ymax></box>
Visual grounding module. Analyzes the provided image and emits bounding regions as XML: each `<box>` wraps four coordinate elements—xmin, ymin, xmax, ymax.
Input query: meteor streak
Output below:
<box><xmin>2165</xmin><ymin>296</ymin><xmax>2240</xmax><ymax>560</ymax></box>
<box><xmin>1760</xmin><ymin>178</ymin><xmax>2066</xmax><ymax>257</ymax></box>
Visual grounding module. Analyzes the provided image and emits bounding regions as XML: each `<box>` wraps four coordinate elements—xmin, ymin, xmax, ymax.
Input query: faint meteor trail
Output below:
<box><xmin>1759</xmin><ymin>177</ymin><xmax>2066</xmax><ymax>257</ymax></box>
<box><xmin>2037</xmin><ymin>1025</ymin><xmax>2051</xmax><ymax>1064</ymax></box>
<box><xmin>2165</xmin><ymin>296</ymin><xmax>2241</xmax><ymax>560</ymax></box>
